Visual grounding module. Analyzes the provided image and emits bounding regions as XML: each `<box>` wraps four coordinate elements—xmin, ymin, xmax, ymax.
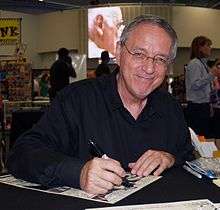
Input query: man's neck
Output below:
<box><xmin>117</xmin><ymin>75</ymin><xmax>147</xmax><ymax>120</ymax></box>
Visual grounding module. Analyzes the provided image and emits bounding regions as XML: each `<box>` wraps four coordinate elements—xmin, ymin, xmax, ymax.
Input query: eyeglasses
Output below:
<box><xmin>123</xmin><ymin>43</ymin><xmax>170</xmax><ymax>67</ymax></box>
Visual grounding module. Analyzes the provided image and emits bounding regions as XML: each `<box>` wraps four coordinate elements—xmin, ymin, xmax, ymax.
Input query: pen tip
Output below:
<box><xmin>88</xmin><ymin>139</ymin><xmax>94</xmax><ymax>144</ymax></box>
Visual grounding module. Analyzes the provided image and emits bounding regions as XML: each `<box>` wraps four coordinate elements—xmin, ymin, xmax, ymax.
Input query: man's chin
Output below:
<box><xmin>134</xmin><ymin>90</ymin><xmax>151</xmax><ymax>100</ymax></box>
<box><xmin>135</xmin><ymin>86</ymin><xmax>159</xmax><ymax>99</ymax></box>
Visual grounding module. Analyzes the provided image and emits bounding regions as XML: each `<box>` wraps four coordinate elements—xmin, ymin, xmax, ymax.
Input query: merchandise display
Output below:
<box><xmin>0</xmin><ymin>60</ymin><xmax>32</xmax><ymax>101</ymax></box>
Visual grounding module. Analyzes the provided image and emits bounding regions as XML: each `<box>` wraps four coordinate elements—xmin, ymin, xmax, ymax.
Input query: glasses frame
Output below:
<box><xmin>122</xmin><ymin>43</ymin><xmax>171</xmax><ymax>68</ymax></box>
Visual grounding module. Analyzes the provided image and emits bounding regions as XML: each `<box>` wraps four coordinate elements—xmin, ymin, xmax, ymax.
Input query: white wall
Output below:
<box><xmin>172</xmin><ymin>6</ymin><xmax>220</xmax><ymax>48</ymax></box>
<box><xmin>37</xmin><ymin>10</ymin><xmax>76</xmax><ymax>53</ymax></box>
<box><xmin>0</xmin><ymin>9</ymin><xmax>85</xmax><ymax>69</ymax></box>
<box><xmin>172</xmin><ymin>6</ymin><xmax>220</xmax><ymax>75</ymax></box>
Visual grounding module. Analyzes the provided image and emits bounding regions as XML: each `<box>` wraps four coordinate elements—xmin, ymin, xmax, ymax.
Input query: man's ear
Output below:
<box><xmin>115</xmin><ymin>41</ymin><xmax>122</xmax><ymax>65</ymax></box>
<box><xmin>94</xmin><ymin>15</ymin><xmax>104</xmax><ymax>36</ymax></box>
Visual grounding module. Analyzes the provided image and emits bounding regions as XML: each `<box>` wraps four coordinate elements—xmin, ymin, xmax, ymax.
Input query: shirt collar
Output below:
<box><xmin>104</xmin><ymin>69</ymin><xmax>165</xmax><ymax>118</ymax></box>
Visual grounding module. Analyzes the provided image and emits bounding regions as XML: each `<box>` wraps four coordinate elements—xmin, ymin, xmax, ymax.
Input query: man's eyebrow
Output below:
<box><xmin>132</xmin><ymin>47</ymin><xmax>170</xmax><ymax>57</ymax></box>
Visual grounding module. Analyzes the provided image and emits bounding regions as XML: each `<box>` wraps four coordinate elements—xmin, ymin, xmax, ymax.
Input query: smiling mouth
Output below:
<box><xmin>136</xmin><ymin>74</ymin><xmax>154</xmax><ymax>80</ymax></box>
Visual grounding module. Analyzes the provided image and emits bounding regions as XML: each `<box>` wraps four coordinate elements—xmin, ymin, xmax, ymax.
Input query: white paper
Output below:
<box><xmin>187</xmin><ymin>157</ymin><xmax>220</xmax><ymax>178</ymax></box>
<box><xmin>200</xmin><ymin>142</ymin><xmax>218</xmax><ymax>158</ymax></box>
<box><xmin>213</xmin><ymin>179</ymin><xmax>220</xmax><ymax>187</ymax></box>
<box><xmin>86</xmin><ymin>199</ymin><xmax>217</xmax><ymax>210</ymax></box>
<box><xmin>189</xmin><ymin>127</ymin><xmax>218</xmax><ymax>157</ymax></box>
<box><xmin>0</xmin><ymin>173</ymin><xmax>161</xmax><ymax>204</ymax></box>
<box><xmin>214</xmin><ymin>203</ymin><xmax>220</xmax><ymax>209</ymax></box>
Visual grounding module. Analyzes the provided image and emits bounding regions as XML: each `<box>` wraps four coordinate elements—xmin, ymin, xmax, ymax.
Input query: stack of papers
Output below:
<box><xmin>0</xmin><ymin>173</ymin><xmax>161</xmax><ymax>204</ymax></box>
<box><xmin>213</xmin><ymin>179</ymin><xmax>220</xmax><ymax>187</ymax></box>
<box><xmin>86</xmin><ymin>199</ymin><xmax>219</xmax><ymax>210</ymax></box>
<box><xmin>183</xmin><ymin>157</ymin><xmax>220</xmax><ymax>179</ymax></box>
<box><xmin>189</xmin><ymin>127</ymin><xmax>218</xmax><ymax>157</ymax></box>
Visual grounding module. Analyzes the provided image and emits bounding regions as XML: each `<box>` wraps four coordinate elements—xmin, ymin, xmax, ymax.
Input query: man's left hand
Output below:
<box><xmin>128</xmin><ymin>150</ymin><xmax>175</xmax><ymax>177</ymax></box>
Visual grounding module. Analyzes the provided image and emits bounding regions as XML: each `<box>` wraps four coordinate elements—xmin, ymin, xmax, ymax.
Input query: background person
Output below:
<box><xmin>95</xmin><ymin>51</ymin><xmax>111</xmax><ymax>77</ymax></box>
<box><xmin>88</xmin><ymin>7</ymin><xmax>124</xmax><ymax>58</ymax></box>
<box><xmin>185</xmin><ymin>36</ymin><xmax>219</xmax><ymax>137</ymax></box>
<box><xmin>49</xmin><ymin>48</ymin><xmax>76</xmax><ymax>100</ymax></box>
<box><xmin>39</xmin><ymin>73</ymin><xmax>49</xmax><ymax>97</ymax></box>
<box><xmin>33</xmin><ymin>77</ymin><xmax>40</xmax><ymax>97</ymax></box>
<box><xmin>209</xmin><ymin>58</ymin><xmax>220</xmax><ymax>138</ymax></box>
<box><xmin>7</xmin><ymin>15</ymin><xmax>194</xmax><ymax>196</ymax></box>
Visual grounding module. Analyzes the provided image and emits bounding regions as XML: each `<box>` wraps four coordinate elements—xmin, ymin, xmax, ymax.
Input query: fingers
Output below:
<box><xmin>129</xmin><ymin>150</ymin><xmax>175</xmax><ymax>177</ymax></box>
<box><xmin>101</xmin><ymin>157</ymin><xmax>125</xmax><ymax>177</ymax></box>
<box><xmin>128</xmin><ymin>162</ymin><xmax>135</xmax><ymax>169</ymax></box>
<box><xmin>130</xmin><ymin>150</ymin><xmax>154</xmax><ymax>176</ymax></box>
<box><xmin>102</xmin><ymin>169</ymin><xmax>124</xmax><ymax>186</ymax></box>
<box><xmin>84</xmin><ymin>178</ymin><xmax>109</xmax><ymax>195</ymax></box>
<box><xmin>80</xmin><ymin>157</ymin><xmax>125</xmax><ymax>195</ymax></box>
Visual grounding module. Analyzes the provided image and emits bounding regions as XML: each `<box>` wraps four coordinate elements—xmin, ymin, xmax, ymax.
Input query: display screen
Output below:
<box><xmin>88</xmin><ymin>7</ymin><xmax>124</xmax><ymax>59</ymax></box>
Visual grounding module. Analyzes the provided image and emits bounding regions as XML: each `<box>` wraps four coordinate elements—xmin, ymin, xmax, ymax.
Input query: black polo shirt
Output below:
<box><xmin>7</xmin><ymin>70</ymin><xmax>194</xmax><ymax>188</ymax></box>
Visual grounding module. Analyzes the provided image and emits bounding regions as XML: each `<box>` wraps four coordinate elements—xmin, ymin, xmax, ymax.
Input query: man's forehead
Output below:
<box><xmin>127</xmin><ymin>23</ymin><xmax>171</xmax><ymax>41</ymax></box>
<box><xmin>124</xmin><ymin>23</ymin><xmax>172</xmax><ymax>55</ymax></box>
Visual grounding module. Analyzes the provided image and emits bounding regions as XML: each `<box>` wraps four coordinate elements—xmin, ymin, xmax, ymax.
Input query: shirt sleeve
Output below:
<box><xmin>68</xmin><ymin>65</ymin><xmax>76</xmax><ymax>78</ymax></box>
<box><xmin>7</xmin><ymin>92</ymin><xmax>84</xmax><ymax>188</ymax></box>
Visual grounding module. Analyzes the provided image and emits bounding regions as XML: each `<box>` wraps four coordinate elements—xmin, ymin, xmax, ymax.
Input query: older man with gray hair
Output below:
<box><xmin>8</xmin><ymin>14</ymin><xmax>194</xmax><ymax>196</ymax></box>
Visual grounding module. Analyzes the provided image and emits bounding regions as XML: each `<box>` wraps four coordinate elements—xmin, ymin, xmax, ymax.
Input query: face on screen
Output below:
<box><xmin>88</xmin><ymin>7</ymin><xmax>124</xmax><ymax>58</ymax></box>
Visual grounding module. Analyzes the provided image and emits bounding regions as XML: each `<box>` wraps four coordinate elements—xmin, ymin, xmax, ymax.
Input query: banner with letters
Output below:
<box><xmin>0</xmin><ymin>18</ymin><xmax>21</xmax><ymax>45</ymax></box>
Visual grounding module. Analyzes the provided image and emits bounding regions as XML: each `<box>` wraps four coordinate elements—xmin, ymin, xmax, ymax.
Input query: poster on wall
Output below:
<box><xmin>88</xmin><ymin>7</ymin><xmax>124</xmax><ymax>59</ymax></box>
<box><xmin>0</xmin><ymin>18</ymin><xmax>21</xmax><ymax>45</ymax></box>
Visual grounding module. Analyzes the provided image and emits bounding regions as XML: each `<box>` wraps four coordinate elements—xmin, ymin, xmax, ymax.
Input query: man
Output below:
<box><xmin>7</xmin><ymin>15</ymin><xmax>194</xmax><ymax>196</ymax></box>
<box><xmin>88</xmin><ymin>7</ymin><xmax>123</xmax><ymax>58</ymax></box>
<box><xmin>95</xmin><ymin>51</ymin><xmax>111</xmax><ymax>77</ymax></box>
<box><xmin>49</xmin><ymin>48</ymin><xmax>76</xmax><ymax>100</ymax></box>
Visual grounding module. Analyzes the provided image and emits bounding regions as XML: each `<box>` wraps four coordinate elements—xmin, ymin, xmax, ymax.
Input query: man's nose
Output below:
<box><xmin>142</xmin><ymin>57</ymin><xmax>155</xmax><ymax>74</ymax></box>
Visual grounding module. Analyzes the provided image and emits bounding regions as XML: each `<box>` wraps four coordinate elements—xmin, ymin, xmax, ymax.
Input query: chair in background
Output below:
<box><xmin>9</xmin><ymin>108</ymin><xmax>45</xmax><ymax>148</ymax></box>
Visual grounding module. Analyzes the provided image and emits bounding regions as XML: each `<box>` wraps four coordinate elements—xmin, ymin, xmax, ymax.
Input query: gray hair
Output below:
<box><xmin>119</xmin><ymin>14</ymin><xmax>178</xmax><ymax>61</ymax></box>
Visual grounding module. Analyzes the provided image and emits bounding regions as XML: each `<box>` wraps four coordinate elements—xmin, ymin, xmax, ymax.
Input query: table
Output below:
<box><xmin>0</xmin><ymin>167</ymin><xmax>220</xmax><ymax>210</ymax></box>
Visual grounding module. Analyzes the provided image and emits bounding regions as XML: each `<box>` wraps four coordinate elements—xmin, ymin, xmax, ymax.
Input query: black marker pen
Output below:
<box><xmin>88</xmin><ymin>139</ymin><xmax>107</xmax><ymax>158</ymax></box>
<box><xmin>88</xmin><ymin>139</ymin><xmax>133</xmax><ymax>188</ymax></box>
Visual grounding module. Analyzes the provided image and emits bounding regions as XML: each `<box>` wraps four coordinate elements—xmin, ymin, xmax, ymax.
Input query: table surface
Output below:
<box><xmin>0</xmin><ymin>167</ymin><xmax>220</xmax><ymax>210</ymax></box>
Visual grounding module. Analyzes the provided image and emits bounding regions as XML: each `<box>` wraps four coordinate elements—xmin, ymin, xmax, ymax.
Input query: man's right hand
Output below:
<box><xmin>80</xmin><ymin>157</ymin><xmax>126</xmax><ymax>195</ymax></box>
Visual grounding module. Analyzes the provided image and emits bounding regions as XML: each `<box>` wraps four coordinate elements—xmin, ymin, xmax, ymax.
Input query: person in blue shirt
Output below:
<box><xmin>185</xmin><ymin>36</ymin><xmax>219</xmax><ymax>136</ymax></box>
